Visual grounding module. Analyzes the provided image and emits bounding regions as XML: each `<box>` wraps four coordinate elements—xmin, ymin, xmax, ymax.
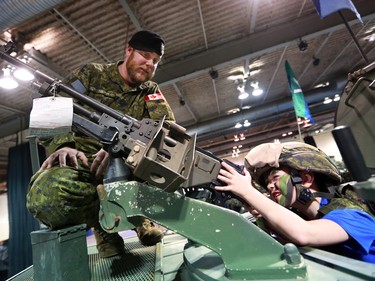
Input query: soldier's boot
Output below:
<box><xmin>93</xmin><ymin>228</ymin><xmax>125</xmax><ymax>258</ymax></box>
<box><xmin>135</xmin><ymin>218</ymin><xmax>164</xmax><ymax>246</ymax></box>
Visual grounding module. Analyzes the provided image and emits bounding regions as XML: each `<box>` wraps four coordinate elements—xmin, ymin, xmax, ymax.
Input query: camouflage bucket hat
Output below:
<box><xmin>244</xmin><ymin>141</ymin><xmax>342</xmax><ymax>187</ymax></box>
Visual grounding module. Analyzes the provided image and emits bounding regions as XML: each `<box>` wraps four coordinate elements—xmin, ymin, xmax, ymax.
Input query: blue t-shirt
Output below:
<box><xmin>322</xmin><ymin>208</ymin><xmax>375</xmax><ymax>263</ymax></box>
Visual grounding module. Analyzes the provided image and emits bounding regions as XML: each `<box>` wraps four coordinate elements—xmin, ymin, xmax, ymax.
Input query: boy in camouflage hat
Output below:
<box><xmin>26</xmin><ymin>30</ymin><xmax>175</xmax><ymax>258</ymax></box>
<box><xmin>215</xmin><ymin>141</ymin><xmax>375</xmax><ymax>263</ymax></box>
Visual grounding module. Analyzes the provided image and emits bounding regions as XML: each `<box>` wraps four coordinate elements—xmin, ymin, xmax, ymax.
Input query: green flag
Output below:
<box><xmin>285</xmin><ymin>60</ymin><xmax>314</xmax><ymax>123</ymax></box>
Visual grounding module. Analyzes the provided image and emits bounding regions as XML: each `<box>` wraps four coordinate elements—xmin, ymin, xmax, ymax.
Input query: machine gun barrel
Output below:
<box><xmin>0</xmin><ymin>41</ymin><xmax>137</xmax><ymax>127</ymax></box>
<box><xmin>0</xmin><ymin>41</ymin><xmax>241</xmax><ymax>206</ymax></box>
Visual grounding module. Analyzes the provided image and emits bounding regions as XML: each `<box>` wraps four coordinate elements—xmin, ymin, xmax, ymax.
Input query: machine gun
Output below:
<box><xmin>3</xmin><ymin>41</ymin><xmax>374</xmax><ymax>281</ymax></box>
<box><xmin>0</xmin><ymin>41</ymin><xmax>244</xmax><ymax>205</ymax></box>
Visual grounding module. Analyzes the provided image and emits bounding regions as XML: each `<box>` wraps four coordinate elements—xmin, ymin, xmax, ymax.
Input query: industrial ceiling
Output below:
<box><xmin>0</xmin><ymin>0</ymin><xmax>374</xmax><ymax>183</ymax></box>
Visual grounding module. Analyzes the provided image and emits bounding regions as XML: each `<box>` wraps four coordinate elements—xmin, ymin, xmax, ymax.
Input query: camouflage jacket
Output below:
<box><xmin>318</xmin><ymin>184</ymin><xmax>375</xmax><ymax>218</ymax></box>
<box><xmin>43</xmin><ymin>61</ymin><xmax>175</xmax><ymax>159</ymax></box>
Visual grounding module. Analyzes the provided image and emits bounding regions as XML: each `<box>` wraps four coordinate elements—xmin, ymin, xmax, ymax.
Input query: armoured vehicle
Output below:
<box><xmin>1</xmin><ymin>41</ymin><xmax>375</xmax><ymax>281</ymax></box>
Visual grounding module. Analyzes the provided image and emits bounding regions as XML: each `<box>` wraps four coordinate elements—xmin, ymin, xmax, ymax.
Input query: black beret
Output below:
<box><xmin>128</xmin><ymin>30</ymin><xmax>165</xmax><ymax>56</ymax></box>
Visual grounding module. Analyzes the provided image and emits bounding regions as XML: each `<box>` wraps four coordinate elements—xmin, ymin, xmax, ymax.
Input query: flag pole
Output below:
<box><xmin>295</xmin><ymin>115</ymin><xmax>303</xmax><ymax>141</ymax></box>
<box><xmin>338</xmin><ymin>10</ymin><xmax>369</xmax><ymax>64</ymax></box>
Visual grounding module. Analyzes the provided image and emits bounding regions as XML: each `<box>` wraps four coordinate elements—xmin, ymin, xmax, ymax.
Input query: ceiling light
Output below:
<box><xmin>298</xmin><ymin>39</ymin><xmax>308</xmax><ymax>52</ymax></box>
<box><xmin>249</xmin><ymin>69</ymin><xmax>260</xmax><ymax>76</ymax></box>
<box><xmin>333</xmin><ymin>94</ymin><xmax>340</xmax><ymax>102</ymax></box>
<box><xmin>363</xmin><ymin>28</ymin><xmax>375</xmax><ymax>42</ymax></box>
<box><xmin>232</xmin><ymin>146</ymin><xmax>240</xmax><ymax>158</ymax></box>
<box><xmin>299</xmin><ymin>117</ymin><xmax>311</xmax><ymax>124</ymax></box>
<box><xmin>238</xmin><ymin>92</ymin><xmax>249</xmax><ymax>99</ymax></box>
<box><xmin>14</xmin><ymin>68</ymin><xmax>34</xmax><ymax>81</ymax></box>
<box><xmin>249</xmin><ymin>61</ymin><xmax>264</xmax><ymax>70</ymax></box>
<box><xmin>234</xmin><ymin>122</ymin><xmax>242</xmax><ymax>129</ymax></box>
<box><xmin>323</xmin><ymin>97</ymin><xmax>332</xmax><ymax>104</ymax></box>
<box><xmin>3</xmin><ymin>31</ymin><xmax>12</xmax><ymax>41</ymax></box>
<box><xmin>227</xmin><ymin>107</ymin><xmax>240</xmax><ymax>115</ymax></box>
<box><xmin>314</xmin><ymin>81</ymin><xmax>330</xmax><ymax>88</ymax></box>
<box><xmin>239</xmin><ymin>133</ymin><xmax>245</xmax><ymax>140</ymax></box>
<box><xmin>312</xmin><ymin>55</ymin><xmax>320</xmax><ymax>66</ymax></box>
<box><xmin>237</xmin><ymin>84</ymin><xmax>249</xmax><ymax>100</ymax></box>
<box><xmin>0</xmin><ymin>68</ymin><xmax>18</xmax><ymax>89</ymax></box>
<box><xmin>209</xmin><ymin>69</ymin><xmax>218</xmax><ymax>79</ymax></box>
<box><xmin>252</xmin><ymin>88</ymin><xmax>263</xmax><ymax>96</ymax></box>
<box><xmin>228</xmin><ymin>68</ymin><xmax>245</xmax><ymax>81</ymax></box>
<box><xmin>179</xmin><ymin>98</ymin><xmax>186</xmax><ymax>106</ymax></box>
<box><xmin>243</xmin><ymin>120</ymin><xmax>251</xmax><ymax>127</ymax></box>
<box><xmin>250</xmin><ymin>81</ymin><xmax>263</xmax><ymax>96</ymax></box>
<box><xmin>23</xmin><ymin>43</ymin><xmax>33</xmax><ymax>51</ymax></box>
<box><xmin>232</xmin><ymin>151</ymin><xmax>239</xmax><ymax>158</ymax></box>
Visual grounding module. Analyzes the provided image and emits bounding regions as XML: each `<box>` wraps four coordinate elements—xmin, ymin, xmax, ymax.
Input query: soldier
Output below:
<box><xmin>215</xmin><ymin>142</ymin><xmax>375</xmax><ymax>263</ymax></box>
<box><xmin>26</xmin><ymin>30</ymin><xmax>175</xmax><ymax>258</ymax></box>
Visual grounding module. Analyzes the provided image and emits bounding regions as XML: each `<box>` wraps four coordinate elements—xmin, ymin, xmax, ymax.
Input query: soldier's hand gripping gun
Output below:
<box><xmin>0</xmin><ymin>41</ymin><xmax>243</xmax><ymax>207</ymax></box>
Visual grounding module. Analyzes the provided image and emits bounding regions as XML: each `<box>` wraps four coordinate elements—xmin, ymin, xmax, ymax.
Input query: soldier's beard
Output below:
<box><xmin>126</xmin><ymin>53</ymin><xmax>155</xmax><ymax>85</ymax></box>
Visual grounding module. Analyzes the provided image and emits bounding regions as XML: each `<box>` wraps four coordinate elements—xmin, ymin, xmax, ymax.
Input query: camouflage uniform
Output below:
<box><xmin>26</xmin><ymin>61</ymin><xmax>175</xmax><ymax>230</ymax></box>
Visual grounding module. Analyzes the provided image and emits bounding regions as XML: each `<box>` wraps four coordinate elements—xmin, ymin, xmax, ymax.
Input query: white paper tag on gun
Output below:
<box><xmin>29</xmin><ymin>97</ymin><xmax>73</xmax><ymax>136</ymax></box>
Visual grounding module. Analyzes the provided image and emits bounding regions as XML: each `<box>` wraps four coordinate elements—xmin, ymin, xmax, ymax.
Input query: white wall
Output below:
<box><xmin>0</xmin><ymin>193</ymin><xmax>9</xmax><ymax>241</ymax></box>
<box><xmin>313</xmin><ymin>132</ymin><xmax>342</xmax><ymax>162</ymax></box>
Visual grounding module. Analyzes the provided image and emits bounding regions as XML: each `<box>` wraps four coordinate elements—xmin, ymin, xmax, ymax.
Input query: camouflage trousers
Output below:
<box><xmin>26</xmin><ymin>166</ymin><xmax>101</xmax><ymax>230</ymax></box>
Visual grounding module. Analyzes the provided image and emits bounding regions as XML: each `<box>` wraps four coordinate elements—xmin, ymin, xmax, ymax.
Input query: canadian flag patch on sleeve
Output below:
<box><xmin>145</xmin><ymin>92</ymin><xmax>165</xmax><ymax>101</ymax></box>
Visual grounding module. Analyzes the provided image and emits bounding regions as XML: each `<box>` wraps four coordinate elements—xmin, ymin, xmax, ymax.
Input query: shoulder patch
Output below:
<box><xmin>145</xmin><ymin>92</ymin><xmax>165</xmax><ymax>101</ymax></box>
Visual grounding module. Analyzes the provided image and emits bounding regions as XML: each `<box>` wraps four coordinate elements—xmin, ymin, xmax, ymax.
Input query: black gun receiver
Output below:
<box><xmin>183</xmin><ymin>156</ymin><xmax>246</xmax><ymax>210</ymax></box>
<box><xmin>0</xmin><ymin>41</ymin><xmax>243</xmax><ymax>208</ymax></box>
